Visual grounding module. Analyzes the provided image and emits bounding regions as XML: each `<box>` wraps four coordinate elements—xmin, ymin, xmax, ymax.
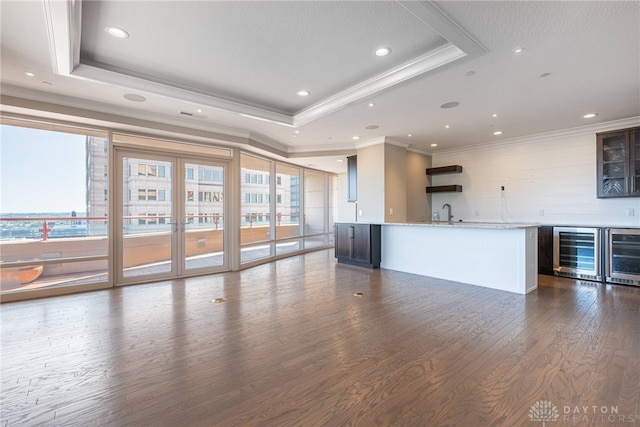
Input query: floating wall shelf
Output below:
<box><xmin>426</xmin><ymin>165</ymin><xmax>463</xmax><ymax>175</ymax></box>
<box><xmin>426</xmin><ymin>165</ymin><xmax>463</xmax><ymax>193</ymax></box>
<box><xmin>426</xmin><ymin>185</ymin><xmax>463</xmax><ymax>193</ymax></box>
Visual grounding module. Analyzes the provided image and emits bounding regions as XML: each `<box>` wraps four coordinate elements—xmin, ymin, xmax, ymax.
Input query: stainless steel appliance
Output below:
<box><xmin>605</xmin><ymin>228</ymin><xmax>640</xmax><ymax>286</ymax></box>
<box><xmin>553</xmin><ymin>227</ymin><xmax>602</xmax><ymax>281</ymax></box>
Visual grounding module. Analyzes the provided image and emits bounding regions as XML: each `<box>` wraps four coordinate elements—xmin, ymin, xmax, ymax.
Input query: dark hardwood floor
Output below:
<box><xmin>1</xmin><ymin>249</ymin><xmax>639</xmax><ymax>426</ymax></box>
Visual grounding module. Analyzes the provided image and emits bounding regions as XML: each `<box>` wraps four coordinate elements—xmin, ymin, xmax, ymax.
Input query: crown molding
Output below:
<box><xmin>43</xmin><ymin>0</ymin><xmax>485</xmax><ymax>128</ymax></box>
<box><xmin>433</xmin><ymin>116</ymin><xmax>640</xmax><ymax>156</ymax></box>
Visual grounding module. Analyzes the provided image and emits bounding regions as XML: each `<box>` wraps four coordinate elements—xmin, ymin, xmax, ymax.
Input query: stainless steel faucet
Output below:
<box><xmin>442</xmin><ymin>203</ymin><xmax>453</xmax><ymax>222</ymax></box>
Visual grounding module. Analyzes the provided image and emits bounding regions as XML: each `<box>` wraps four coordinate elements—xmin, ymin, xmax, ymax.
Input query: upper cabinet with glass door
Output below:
<box><xmin>597</xmin><ymin>126</ymin><xmax>640</xmax><ymax>198</ymax></box>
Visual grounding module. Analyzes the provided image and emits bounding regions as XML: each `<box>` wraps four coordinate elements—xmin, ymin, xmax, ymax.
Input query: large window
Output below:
<box><xmin>0</xmin><ymin>121</ymin><xmax>110</xmax><ymax>295</ymax></box>
<box><xmin>240</xmin><ymin>153</ymin><xmax>272</xmax><ymax>263</ymax></box>
<box><xmin>275</xmin><ymin>163</ymin><xmax>301</xmax><ymax>255</ymax></box>
<box><xmin>240</xmin><ymin>152</ymin><xmax>334</xmax><ymax>265</ymax></box>
<box><xmin>304</xmin><ymin>169</ymin><xmax>327</xmax><ymax>249</ymax></box>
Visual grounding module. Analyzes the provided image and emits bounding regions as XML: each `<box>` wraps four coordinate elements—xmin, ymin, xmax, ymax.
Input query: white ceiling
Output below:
<box><xmin>1</xmin><ymin>1</ymin><xmax>639</xmax><ymax>173</ymax></box>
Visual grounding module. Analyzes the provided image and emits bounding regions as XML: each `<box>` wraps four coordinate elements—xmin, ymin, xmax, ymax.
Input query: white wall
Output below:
<box><xmin>431</xmin><ymin>118</ymin><xmax>640</xmax><ymax>227</ymax></box>
<box><xmin>356</xmin><ymin>143</ymin><xmax>386</xmax><ymax>223</ymax></box>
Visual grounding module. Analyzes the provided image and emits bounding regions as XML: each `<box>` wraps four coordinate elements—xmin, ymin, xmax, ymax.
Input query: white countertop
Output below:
<box><xmin>384</xmin><ymin>221</ymin><xmax>539</xmax><ymax>229</ymax></box>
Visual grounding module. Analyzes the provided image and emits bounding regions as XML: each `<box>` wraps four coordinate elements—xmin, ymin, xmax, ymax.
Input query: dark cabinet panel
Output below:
<box><xmin>597</xmin><ymin>127</ymin><xmax>640</xmax><ymax>198</ymax></box>
<box><xmin>334</xmin><ymin>223</ymin><xmax>381</xmax><ymax>268</ymax></box>
<box><xmin>538</xmin><ymin>226</ymin><xmax>554</xmax><ymax>275</ymax></box>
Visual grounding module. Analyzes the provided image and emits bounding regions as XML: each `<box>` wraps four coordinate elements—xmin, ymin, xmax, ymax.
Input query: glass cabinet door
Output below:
<box><xmin>598</xmin><ymin>132</ymin><xmax>627</xmax><ymax>196</ymax></box>
<box><xmin>632</xmin><ymin>129</ymin><xmax>640</xmax><ymax>196</ymax></box>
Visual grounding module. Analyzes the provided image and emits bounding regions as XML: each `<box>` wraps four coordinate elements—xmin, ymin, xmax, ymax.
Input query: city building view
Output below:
<box><xmin>0</xmin><ymin>123</ymin><xmax>334</xmax><ymax>295</ymax></box>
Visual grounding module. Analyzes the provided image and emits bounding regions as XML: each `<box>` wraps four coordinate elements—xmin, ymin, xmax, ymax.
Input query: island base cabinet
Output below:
<box><xmin>334</xmin><ymin>223</ymin><xmax>381</xmax><ymax>268</ymax></box>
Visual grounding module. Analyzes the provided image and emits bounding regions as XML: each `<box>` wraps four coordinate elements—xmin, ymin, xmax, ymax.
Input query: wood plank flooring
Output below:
<box><xmin>1</xmin><ymin>249</ymin><xmax>639</xmax><ymax>426</ymax></box>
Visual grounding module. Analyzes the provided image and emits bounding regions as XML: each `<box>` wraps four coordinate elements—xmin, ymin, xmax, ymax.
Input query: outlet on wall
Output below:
<box><xmin>626</xmin><ymin>208</ymin><xmax>635</xmax><ymax>217</ymax></box>
<box><xmin>538</xmin><ymin>209</ymin><xmax>544</xmax><ymax>216</ymax></box>
<box><xmin>389</xmin><ymin>208</ymin><xmax>393</xmax><ymax>215</ymax></box>
<box><xmin>359</xmin><ymin>209</ymin><xmax>363</xmax><ymax>217</ymax></box>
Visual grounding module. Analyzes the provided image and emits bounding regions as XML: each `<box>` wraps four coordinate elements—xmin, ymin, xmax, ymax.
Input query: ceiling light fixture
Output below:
<box><xmin>24</xmin><ymin>71</ymin><xmax>35</xmax><ymax>77</ymax></box>
<box><xmin>408</xmin><ymin>134</ymin><xmax>412</xmax><ymax>137</ymax></box>
<box><xmin>445</xmin><ymin>125</ymin><xmax>450</xmax><ymax>129</ymax></box>
<box><xmin>539</xmin><ymin>72</ymin><xmax>551</xmax><ymax>78</ymax></box>
<box><xmin>337</xmin><ymin>159</ymin><xmax>344</xmax><ymax>163</ymax></box>
<box><xmin>513</xmin><ymin>47</ymin><xmax>525</xmax><ymax>54</ymax></box>
<box><xmin>374</xmin><ymin>47</ymin><xmax>391</xmax><ymax>57</ymax></box>
<box><xmin>583</xmin><ymin>113</ymin><xmax>598</xmax><ymax>119</ymax></box>
<box><xmin>365</xmin><ymin>125</ymin><xmax>379</xmax><ymax>130</ymax></box>
<box><xmin>105</xmin><ymin>26</ymin><xmax>129</xmax><ymax>39</ymax></box>
<box><xmin>430</xmin><ymin>143</ymin><xmax>438</xmax><ymax>147</ymax></box>
<box><xmin>492</xmin><ymin>113</ymin><xmax>499</xmax><ymax>117</ymax></box>
<box><xmin>493</xmin><ymin>131</ymin><xmax>503</xmax><ymax>135</ymax></box>
<box><xmin>368</xmin><ymin>103</ymin><xmax>375</xmax><ymax>107</ymax></box>
<box><xmin>296</xmin><ymin>90</ymin><xmax>310</xmax><ymax>97</ymax></box>
<box><xmin>352</xmin><ymin>136</ymin><xmax>360</xmax><ymax>140</ymax></box>
<box><xmin>440</xmin><ymin>101</ymin><xmax>460</xmax><ymax>109</ymax></box>
<box><xmin>465</xmin><ymin>71</ymin><xmax>475</xmax><ymax>77</ymax></box>
<box><xmin>123</xmin><ymin>93</ymin><xmax>146</xmax><ymax>102</ymax></box>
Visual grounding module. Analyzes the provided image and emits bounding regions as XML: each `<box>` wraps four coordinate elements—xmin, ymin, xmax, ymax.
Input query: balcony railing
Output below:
<box><xmin>1</xmin><ymin>214</ymin><xmax>328</xmax><ymax>295</ymax></box>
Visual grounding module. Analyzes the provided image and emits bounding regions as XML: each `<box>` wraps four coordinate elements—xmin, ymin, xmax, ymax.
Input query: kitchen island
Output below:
<box><xmin>381</xmin><ymin>222</ymin><xmax>539</xmax><ymax>294</ymax></box>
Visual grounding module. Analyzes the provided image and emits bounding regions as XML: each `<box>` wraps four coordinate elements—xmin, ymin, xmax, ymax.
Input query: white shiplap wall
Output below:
<box><xmin>431</xmin><ymin>117</ymin><xmax>640</xmax><ymax>227</ymax></box>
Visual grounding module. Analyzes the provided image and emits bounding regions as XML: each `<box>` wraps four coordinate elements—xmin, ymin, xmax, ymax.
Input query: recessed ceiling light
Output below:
<box><xmin>492</xmin><ymin>113</ymin><xmax>499</xmax><ymax>117</ymax></box>
<box><xmin>123</xmin><ymin>93</ymin><xmax>146</xmax><ymax>102</ymax></box>
<box><xmin>440</xmin><ymin>101</ymin><xmax>460</xmax><ymax>109</ymax></box>
<box><xmin>41</xmin><ymin>81</ymin><xmax>53</xmax><ymax>85</ymax></box>
<box><xmin>513</xmin><ymin>47</ymin><xmax>525</xmax><ymax>54</ymax></box>
<box><xmin>430</xmin><ymin>143</ymin><xmax>438</xmax><ymax>147</ymax></box>
<box><xmin>196</xmin><ymin>109</ymin><xmax>203</xmax><ymax>113</ymax></box>
<box><xmin>294</xmin><ymin>130</ymin><xmax>300</xmax><ymax>134</ymax></box>
<box><xmin>105</xmin><ymin>26</ymin><xmax>129</xmax><ymax>39</ymax></box>
<box><xmin>296</xmin><ymin>90</ymin><xmax>310</xmax><ymax>97</ymax></box>
<box><xmin>24</xmin><ymin>71</ymin><xmax>36</xmax><ymax>77</ymax></box>
<box><xmin>368</xmin><ymin>103</ymin><xmax>375</xmax><ymax>107</ymax></box>
<box><xmin>493</xmin><ymin>131</ymin><xmax>503</xmax><ymax>135</ymax></box>
<box><xmin>365</xmin><ymin>125</ymin><xmax>379</xmax><ymax>130</ymax></box>
<box><xmin>583</xmin><ymin>113</ymin><xmax>598</xmax><ymax>119</ymax></box>
<box><xmin>465</xmin><ymin>71</ymin><xmax>475</xmax><ymax>77</ymax></box>
<box><xmin>445</xmin><ymin>125</ymin><xmax>450</xmax><ymax>129</ymax></box>
<box><xmin>408</xmin><ymin>134</ymin><xmax>412</xmax><ymax>137</ymax></box>
<box><xmin>352</xmin><ymin>136</ymin><xmax>360</xmax><ymax>140</ymax></box>
<box><xmin>539</xmin><ymin>72</ymin><xmax>551</xmax><ymax>78</ymax></box>
<box><xmin>337</xmin><ymin>159</ymin><xmax>344</xmax><ymax>163</ymax></box>
<box><xmin>374</xmin><ymin>47</ymin><xmax>391</xmax><ymax>57</ymax></box>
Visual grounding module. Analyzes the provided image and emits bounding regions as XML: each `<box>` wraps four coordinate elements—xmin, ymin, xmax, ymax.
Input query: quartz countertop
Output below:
<box><xmin>384</xmin><ymin>221</ymin><xmax>539</xmax><ymax>229</ymax></box>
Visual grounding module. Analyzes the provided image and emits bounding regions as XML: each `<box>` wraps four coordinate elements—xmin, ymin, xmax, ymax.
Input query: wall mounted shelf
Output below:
<box><xmin>426</xmin><ymin>165</ymin><xmax>463</xmax><ymax>175</ymax></box>
<box><xmin>426</xmin><ymin>165</ymin><xmax>463</xmax><ymax>193</ymax></box>
<box><xmin>426</xmin><ymin>185</ymin><xmax>463</xmax><ymax>193</ymax></box>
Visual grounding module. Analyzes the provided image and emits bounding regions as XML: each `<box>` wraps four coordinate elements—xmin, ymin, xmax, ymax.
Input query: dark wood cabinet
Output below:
<box><xmin>538</xmin><ymin>226</ymin><xmax>554</xmax><ymax>275</ymax></box>
<box><xmin>334</xmin><ymin>223</ymin><xmax>381</xmax><ymax>268</ymax></box>
<box><xmin>597</xmin><ymin>127</ymin><xmax>640</xmax><ymax>198</ymax></box>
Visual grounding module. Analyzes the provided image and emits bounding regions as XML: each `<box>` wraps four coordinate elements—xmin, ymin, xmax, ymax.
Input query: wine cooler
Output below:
<box><xmin>553</xmin><ymin>227</ymin><xmax>603</xmax><ymax>281</ymax></box>
<box><xmin>605</xmin><ymin>228</ymin><xmax>640</xmax><ymax>286</ymax></box>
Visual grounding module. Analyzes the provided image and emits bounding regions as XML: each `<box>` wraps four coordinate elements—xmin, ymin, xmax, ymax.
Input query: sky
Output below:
<box><xmin>0</xmin><ymin>125</ymin><xmax>87</xmax><ymax>213</ymax></box>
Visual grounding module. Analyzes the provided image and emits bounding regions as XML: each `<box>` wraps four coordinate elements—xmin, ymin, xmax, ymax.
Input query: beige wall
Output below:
<box><xmin>384</xmin><ymin>144</ymin><xmax>407</xmax><ymax>223</ymax></box>
<box><xmin>406</xmin><ymin>150</ymin><xmax>432</xmax><ymax>222</ymax></box>
<box><xmin>347</xmin><ymin>141</ymin><xmax>431</xmax><ymax>224</ymax></box>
